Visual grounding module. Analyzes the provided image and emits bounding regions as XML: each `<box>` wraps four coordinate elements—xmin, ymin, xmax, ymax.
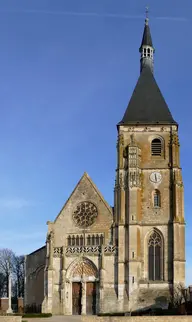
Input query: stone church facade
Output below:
<box><xmin>24</xmin><ymin>15</ymin><xmax>185</xmax><ymax>315</ymax></box>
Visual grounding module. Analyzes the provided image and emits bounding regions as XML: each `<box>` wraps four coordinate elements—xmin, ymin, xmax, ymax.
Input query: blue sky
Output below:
<box><xmin>0</xmin><ymin>0</ymin><xmax>191</xmax><ymax>285</ymax></box>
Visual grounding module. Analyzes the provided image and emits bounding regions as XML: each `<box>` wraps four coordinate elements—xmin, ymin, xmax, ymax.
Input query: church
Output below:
<box><xmin>24</xmin><ymin>15</ymin><xmax>185</xmax><ymax>315</ymax></box>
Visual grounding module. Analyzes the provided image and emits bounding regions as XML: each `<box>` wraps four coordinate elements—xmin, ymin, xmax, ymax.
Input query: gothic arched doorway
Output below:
<box><xmin>66</xmin><ymin>257</ymin><xmax>98</xmax><ymax>315</ymax></box>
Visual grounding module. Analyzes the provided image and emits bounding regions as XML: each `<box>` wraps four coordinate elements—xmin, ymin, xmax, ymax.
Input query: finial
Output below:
<box><xmin>145</xmin><ymin>6</ymin><xmax>149</xmax><ymax>24</ymax></box>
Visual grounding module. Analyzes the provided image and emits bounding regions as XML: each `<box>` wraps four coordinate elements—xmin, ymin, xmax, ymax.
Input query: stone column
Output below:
<box><xmin>7</xmin><ymin>269</ymin><xmax>13</xmax><ymax>314</ymax></box>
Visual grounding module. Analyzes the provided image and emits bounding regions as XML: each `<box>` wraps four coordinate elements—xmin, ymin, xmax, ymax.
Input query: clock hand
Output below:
<box><xmin>155</xmin><ymin>174</ymin><xmax>157</xmax><ymax>182</ymax></box>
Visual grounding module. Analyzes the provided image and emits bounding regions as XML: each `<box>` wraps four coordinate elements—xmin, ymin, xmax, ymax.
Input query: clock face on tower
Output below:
<box><xmin>149</xmin><ymin>172</ymin><xmax>162</xmax><ymax>184</ymax></box>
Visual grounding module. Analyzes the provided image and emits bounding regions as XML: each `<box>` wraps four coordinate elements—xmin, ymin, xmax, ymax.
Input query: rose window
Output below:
<box><xmin>73</xmin><ymin>202</ymin><xmax>98</xmax><ymax>228</ymax></box>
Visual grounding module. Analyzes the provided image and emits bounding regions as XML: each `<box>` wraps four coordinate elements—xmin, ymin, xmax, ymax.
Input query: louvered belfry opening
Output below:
<box><xmin>151</xmin><ymin>138</ymin><xmax>162</xmax><ymax>156</ymax></box>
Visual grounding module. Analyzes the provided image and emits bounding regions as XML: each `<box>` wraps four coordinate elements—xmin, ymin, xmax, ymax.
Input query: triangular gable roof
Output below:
<box><xmin>54</xmin><ymin>172</ymin><xmax>112</xmax><ymax>222</ymax></box>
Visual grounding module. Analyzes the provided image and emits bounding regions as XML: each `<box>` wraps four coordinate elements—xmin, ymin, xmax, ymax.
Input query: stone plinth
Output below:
<box><xmin>0</xmin><ymin>298</ymin><xmax>8</xmax><ymax>313</ymax></box>
<box><xmin>17</xmin><ymin>298</ymin><xmax>24</xmax><ymax>314</ymax></box>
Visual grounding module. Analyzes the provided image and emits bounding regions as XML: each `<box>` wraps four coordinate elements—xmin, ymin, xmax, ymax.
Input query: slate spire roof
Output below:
<box><xmin>118</xmin><ymin>15</ymin><xmax>177</xmax><ymax>126</ymax></box>
<box><xmin>139</xmin><ymin>17</ymin><xmax>153</xmax><ymax>50</ymax></box>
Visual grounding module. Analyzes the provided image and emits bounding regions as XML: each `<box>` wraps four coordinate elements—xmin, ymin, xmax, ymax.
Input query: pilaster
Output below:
<box><xmin>61</xmin><ymin>246</ymin><xmax>66</xmax><ymax>314</ymax></box>
<box><xmin>47</xmin><ymin>231</ymin><xmax>54</xmax><ymax>313</ymax></box>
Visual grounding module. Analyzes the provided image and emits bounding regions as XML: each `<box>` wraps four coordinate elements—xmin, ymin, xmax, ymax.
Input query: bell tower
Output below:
<box><xmin>114</xmin><ymin>12</ymin><xmax>185</xmax><ymax>311</ymax></box>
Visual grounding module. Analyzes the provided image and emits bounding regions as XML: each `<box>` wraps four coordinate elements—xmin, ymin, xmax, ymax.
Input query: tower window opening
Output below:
<box><xmin>153</xmin><ymin>190</ymin><xmax>161</xmax><ymax>207</ymax></box>
<box><xmin>151</xmin><ymin>138</ymin><xmax>162</xmax><ymax>156</ymax></box>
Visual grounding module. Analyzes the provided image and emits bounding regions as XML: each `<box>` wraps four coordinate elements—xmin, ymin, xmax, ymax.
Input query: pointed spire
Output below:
<box><xmin>139</xmin><ymin>7</ymin><xmax>154</xmax><ymax>74</ymax></box>
<box><xmin>118</xmin><ymin>8</ymin><xmax>177</xmax><ymax>127</ymax></box>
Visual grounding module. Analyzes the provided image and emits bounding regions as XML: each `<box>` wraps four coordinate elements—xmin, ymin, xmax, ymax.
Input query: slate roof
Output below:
<box><xmin>139</xmin><ymin>20</ymin><xmax>153</xmax><ymax>50</ymax></box>
<box><xmin>118</xmin><ymin>66</ymin><xmax>177</xmax><ymax>126</ymax></box>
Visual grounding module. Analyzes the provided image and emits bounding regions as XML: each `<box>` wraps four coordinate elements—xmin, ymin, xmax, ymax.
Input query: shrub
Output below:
<box><xmin>22</xmin><ymin>313</ymin><xmax>52</xmax><ymax>318</ymax></box>
<box><xmin>98</xmin><ymin>312</ymin><xmax>125</xmax><ymax>316</ymax></box>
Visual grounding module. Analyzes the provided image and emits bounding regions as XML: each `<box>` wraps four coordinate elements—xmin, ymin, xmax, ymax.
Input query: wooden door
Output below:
<box><xmin>72</xmin><ymin>282</ymin><xmax>82</xmax><ymax>315</ymax></box>
<box><xmin>86</xmin><ymin>282</ymin><xmax>96</xmax><ymax>315</ymax></box>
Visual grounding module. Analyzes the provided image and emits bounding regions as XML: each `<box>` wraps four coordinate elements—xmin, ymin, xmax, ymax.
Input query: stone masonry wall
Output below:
<box><xmin>82</xmin><ymin>317</ymin><xmax>192</xmax><ymax>322</ymax></box>
<box><xmin>0</xmin><ymin>318</ymin><xmax>21</xmax><ymax>322</ymax></box>
<box><xmin>25</xmin><ymin>246</ymin><xmax>46</xmax><ymax>308</ymax></box>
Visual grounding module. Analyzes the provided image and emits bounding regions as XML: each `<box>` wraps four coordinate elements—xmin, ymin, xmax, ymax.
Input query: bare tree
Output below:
<box><xmin>12</xmin><ymin>255</ymin><xmax>24</xmax><ymax>298</ymax></box>
<box><xmin>0</xmin><ymin>272</ymin><xmax>6</xmax><ymax>297</ymax></box>
<box><xmin>0</xmin><ymin>248</ymin><xmax>15</xmax><ymax>296</ymax></box>
<box><xmin>169</xmin><ymin>282</ymin><xmax>189</xmax><ymax>309</ymax></box>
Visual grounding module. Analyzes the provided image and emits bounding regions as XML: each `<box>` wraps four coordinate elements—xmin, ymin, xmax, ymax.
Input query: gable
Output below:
<box><xmin>53</xmin><ymin>173</ymin><xmax>113</xmax><ymax>246</ymax></box>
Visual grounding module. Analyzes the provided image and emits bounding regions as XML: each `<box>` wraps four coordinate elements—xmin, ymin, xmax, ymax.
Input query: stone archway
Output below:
<box><xmin>66</xmin><ymin>257</ymin><xmax>98</xmax><ymax>315</ymax></box>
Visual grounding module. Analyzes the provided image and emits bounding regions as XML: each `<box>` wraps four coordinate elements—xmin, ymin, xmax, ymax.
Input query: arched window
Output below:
<box><xmin>76</xmin><ymin>235</ymin><xmax>79</xmax><ymax>246</ymax></box>
<box><xmin>72</xmin><ymin>235</ymin><xmax>75</xmax><ymax>246</ymax></box>
<box><xmin>80</xmin><ymin>235</ymin><xmax>83</xmax><ymax>246</ymax></box>
<box><xmin>95</xmin><ymin>234</ymin><xmax>100</xmax><ymax>245</ymax></box>
<box><xmin>67</xmin><ymin>235</ymin><xmax>71</xmax><ymax>246</ymax></box>
<box><xmin>100</xmin><ymin>235</ymin><xmax>104</xmax><ymax>246</ymax></box>
<box><xmin>92</xmin><ymin>235</ymin><xmax>95</xmax><ymax>246</ymax></box>
<box><xmin>153</xmin><ymin>190</ymin><xmax>161</xmax><ymax>207</ymax></box>
<box><xmin>148</xmin><ymin>231</ymin><xmax>162</xmax><ymax>281</ymax></box>
<box><xmin>87</xmin><ymin>235</ymin><xmax>91</xmax><ymax>246</ymax></box>
<box><xmin>151</xmin><ymin>138</ymin><xmax>162</xmax><ymax>156</ymax></box>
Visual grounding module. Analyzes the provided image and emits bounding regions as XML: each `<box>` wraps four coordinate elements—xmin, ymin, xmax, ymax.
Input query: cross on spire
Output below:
<box><xmin>145</xmin><ymin>6</ymin><xmax>149</xmax><ymax>19</ymax></box>
<box><xmin>145</xmin><ymin>6</ymin><xmax>149</xmax><ymax>24</ymax></box>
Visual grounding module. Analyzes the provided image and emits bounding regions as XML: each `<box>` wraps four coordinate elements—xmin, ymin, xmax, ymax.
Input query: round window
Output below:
<box><xmin>73</xmin><ymin>202</ymin><xmax>98</xmax><ymax>228</ymax></box>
